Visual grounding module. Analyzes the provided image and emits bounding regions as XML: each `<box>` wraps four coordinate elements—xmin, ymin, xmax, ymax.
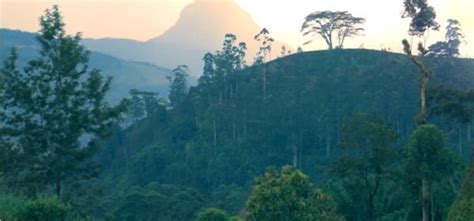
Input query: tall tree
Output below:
<box><xmin>429</xmin><ymin>19</ymin><xmax>465</xmax><ymax>57</ymax></box>
<box><xmin>401</xmin><ymin>125</ymin><xmax>459</xmax><ymax>221</ymax></box>
<box><xmin>0</xmin><ymin>5</ymin><xmax>126</xmax><ymax>197</ymax></box>
<box><xmin>330</xmin><ymin>112</ymin><xmax>398</xmax><ymax>221</ymax></box>
<box><xmin>254</xmin><ymin>28</ymin><xmax>274</xmax><ymax>101</ymax></box>
<box><xmin>401</xmin><ymin>0</ymin><xmax>440</xmax><ymax>125</ymax></box>
<box><xmin>301</xmin><ymin>11</ymin><xmax>365</xmax><ymax>49</ymax></box>
<box><xmin>401</xmin><ymin>2</ymin><xmax>440</xmax><ymax>218</ymax></box>
<box><xmin>167</xmin><ymin>65</ymin><xmax>190</xmax><ymax>108</ymax></box>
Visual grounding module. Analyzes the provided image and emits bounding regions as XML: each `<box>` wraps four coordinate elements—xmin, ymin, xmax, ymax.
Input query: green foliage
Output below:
<box><xmin>245</xmin><ymin>166</ymin><xmax>344</xmax><ymax>221</ymax></box>
<box><xmin>447</xmin><ymin>198</ymin><xmax>474</xmax><ymax>221</ymax></box>
<box><xmin>196</xmin><ymin>208</ymin><xmax>228</xmax><ymax>221</ymax></box>
<box><xmin>100</xmin><ymin>49</ymin><xmax>474</xmax><ymax>220</ymax></box>
<box><xmin>0</xmin><ymin>5</ymin><xmax>126</xmax><ymax>197</ymax></box>
<box><xmin>448</xmin><ymin>158</ymin><xmax>474</xmax><ymax>221</ymax></box>
<box><xmin>0</xmin><ymin>193</ymin><xmax>27</xmax><ymax>221</ymax></box>
<box><xmin>168</xmin><ymin>65</ymin><xmax>190</xmax><ymax>108</ymax></box>
<box><xmin>227</xmin><ymin>216</ymin><xmax>243</xmax><ymax>221</ymax></box>
<box><xmin>330</xmin><ymin>112</ymin><xmax>398</xmax><ymax>221</ymax></box>
<box><xmin>402</xmin><ymin>125</ymin><xmax>459</xmax><ymax>183</ymax></box>
<box><xmin>113</xmin><ymin>183</ymin><xmax>205</xmax><ymax>221</ymax></box>
<box><xmin>19</xmin><ymin>196</ymin><xmax>70</xmax><ymax>221</ymax></box>
<box><xmin>401</xmin><ymin>125</ymin><xmax>461</xmax><ymax>220</ymax></box>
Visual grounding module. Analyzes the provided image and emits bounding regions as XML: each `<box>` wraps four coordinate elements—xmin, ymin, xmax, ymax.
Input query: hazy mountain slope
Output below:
<box><xmin>0</xmin><ymin>29</ymin><xmax>173</xmax><ymax>103</ymax></box>
<box><xmin>82</xmin><ymin>0</ymin><xmax>289</xmax><ymax>75</ymax></box>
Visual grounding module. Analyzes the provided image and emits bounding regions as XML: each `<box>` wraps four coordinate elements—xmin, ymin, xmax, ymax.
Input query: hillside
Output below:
<box><xmin>82</xmin><ymin>0</ymin><xmax>289</xmax><ymax>75</ymax></box>
<box><xmin>96</xmin><ymin>49</ymin><xmax>474</xmax><ymax>220</ymax></box>
<box><xmin>0</xmin><ymin>29</ymin><xmax>173</xmax><ymax>103</ymax></box>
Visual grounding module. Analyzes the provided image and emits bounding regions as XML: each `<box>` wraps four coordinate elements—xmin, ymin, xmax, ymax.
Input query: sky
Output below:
<box><xmin>1</xmin><ymin>0</ymin><xmax>473</xmax><ymax>56</ymax></box>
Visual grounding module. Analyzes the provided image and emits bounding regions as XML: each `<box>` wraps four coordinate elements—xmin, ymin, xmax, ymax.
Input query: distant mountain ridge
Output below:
<box><xmin>82</xmin><ymin>0</ymin><xmax>289</xmax><ymax>75</ymax></box>
<box><xmin>0</xmin><ymin>28</ymin><xmax>175</xmax><ymax>103</ymax></box>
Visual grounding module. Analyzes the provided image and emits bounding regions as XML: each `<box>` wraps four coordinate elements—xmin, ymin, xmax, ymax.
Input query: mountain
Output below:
<box><xmin>97</xmin><ymin>49</ymin><xmax>474</xmax><ymax>219</ymax></box>
<box><xmin>0</xmin><ymin>29</ymin><xmax>175</xmax><ymax>103</ymax></box>
<box><xmin>82</xmin><ymin>0</ymin><xmax>289</xmax><ymax>75</ymax></box>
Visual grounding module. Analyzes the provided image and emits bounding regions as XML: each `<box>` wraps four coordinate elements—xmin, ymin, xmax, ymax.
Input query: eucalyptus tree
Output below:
<box><xmin>301</xmin><ymin>11</ymin><xmax>365</xmax><ymax>49</ymax></box>
<box><xmin>400</xmin><ymin>1</ymin><xmax>440</xmax><ymax>218</ymax></box>
<box><xmin>254</xmin><ymin>28</ymin><xmax>274</xmax><ymax>100</ymax></box>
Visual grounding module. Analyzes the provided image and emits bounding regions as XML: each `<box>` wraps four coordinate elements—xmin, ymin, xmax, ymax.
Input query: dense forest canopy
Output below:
<box><xmin>1</xmin><ymin>0</ymin><xmax>474</xmax><ymax>221</ymax></box>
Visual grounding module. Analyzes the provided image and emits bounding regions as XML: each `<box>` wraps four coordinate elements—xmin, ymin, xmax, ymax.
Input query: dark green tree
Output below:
<box><xmin>245</xmin><ymin>166</ymin><xmax>344</xmax><ymax>221</ymax></box>
<box><xmin>0</xmin><ymin>5</ymin><xmax>126</xmax><ymax>197</ymax></box>
<box><xmin>168</xmin><ymin>65</ymin><xmax>190</xmax><ymax>108</ymax></box>
<box><xmin>196</xmin><ymin>208</ymin><xmax>228</xmax><ymax>221</ymax></box>
<box><xmin>301</xmin><ymin>11</ymin><xmax>365</xmax><ymax>49</ymax></box>
<box><xmin>330</xmin><ymin>112</ymin><xmax>397</xmax><ymax>221</ymax></box>
<box><xmin>401</xmin><ymin>125</ymin><xmax>459</xmax><ymax>221</ymax></box>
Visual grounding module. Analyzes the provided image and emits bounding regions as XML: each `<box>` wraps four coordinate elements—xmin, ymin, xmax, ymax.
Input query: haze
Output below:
<box><xmin>1</xmin><ymin>0</ymin><xmax>473</xmax><ymax>56</ymax></box>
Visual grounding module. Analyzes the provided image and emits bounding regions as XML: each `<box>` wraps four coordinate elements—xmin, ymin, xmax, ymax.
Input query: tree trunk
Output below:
<box><xmin>467</xmin><ymin>123</ymin><xmax>471</xmax><ymax>142</ymax></box>
<box><xmin>368</xmin><ymin>194</ymin><xmax>375</xmax><ymax>221</ymax></box>
<box><xmin>459</xmin><ymin>127</ymin><xmax>463</xmax><ymax>156</ymax></box>
<box><xmin>418</xmin><ymin>73</ymin><xmax>428</xmax><ymax>125</ymax></box>
<box><xmin>56</xmin><ymin>173</ymin><xmax>62</xmax><ymax>198</ymax></box>
<box><xmin>232</xmin><ymin>104</ymin><xmax>236</xmax><ymax>140</ymax></box>
<box><xmin>263</xmin><ymin>65</ymin><xmax>266</xmax><ymax>101</ymax></box>
<box><xmin>422</xmin><ymin>178</ymin><xmax>431</xmax><ymax>221</ymax></box>
<box><xmin>213</xmin><ymin>116</ymin><xmax>217</xmax><ymax>146</ymax></box>
<box><xmin>292</xmin><ymin>143</ymin><xmax>298</xmax><ymax>168</ymax></box>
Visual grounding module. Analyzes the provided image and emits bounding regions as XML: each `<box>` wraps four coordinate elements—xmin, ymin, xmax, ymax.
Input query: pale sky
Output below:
<box><xmin>1</xmin><ymin>0</ymin><xmax>473</xmax><ymax>56</ymax></box>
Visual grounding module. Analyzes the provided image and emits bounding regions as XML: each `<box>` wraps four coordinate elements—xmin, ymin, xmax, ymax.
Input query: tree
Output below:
<box><xmin>330</xmin><ymin>112</ymin><xmax>397</xmax><ymax>221</ymax></box>
<box><xmin>126</xmin><ymin>89</ymin><xmax>166</xmax><ymax>125</ymax></box>
<box><xmin>168</xmin><ymin>65</ymin><xmax>190</xmax><ymax>108</ymax></box>
<box><xmin>402</xmin><ymin>0</ymin><xmax>439</xmax><ymax>37</ymax></box>
<box><xmin>401</xmin><ymin>125</ymin><xmax>459</xmax><ymax>221</ymax></box>
<box><xmin>254</xmin><ymin>28</ymin><xmax>274</xmax><ymax>100</ymax></box>
<box><xmin>0</xmin><ymin>5</ymin><xmax>126</xmax><ymax>197</ymax></box>
<box><xmin>401</xmin><ymin>3</ymin><xmax>441</xmax><ymax>217</ymax></box>
<box><xmin>196</xmin><ymin>208</ymin><xmax>228</xmax><ymax>221</ymax></box>
<box><xmin>401</xmin><ymin>0</ymin><xmax>440</xmax><ymax>126</ymax></box>
<box><xmin>427</xmin><ymin>86</ymin><xmax>474</xmax><ymax>221</ymax></box>
<box><xmin>429</xmin><ymin>19</ymin><xmax>465</xmax><ymax>57</ymax></box>
<box><xmin>301</xmin><ymin>11</ymin><xmax>365</xmax><ymax>49</ymax></box>
<box><xmin>245</xmin><ymin>166</ymin><xmax>344</xmax><ymax>221</ymax></box>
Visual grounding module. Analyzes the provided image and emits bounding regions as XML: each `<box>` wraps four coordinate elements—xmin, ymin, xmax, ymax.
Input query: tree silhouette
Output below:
<box><xmin>301</xmin><ymin>11</ymin><xmax>365</xmax><ymax>49</ymax></box>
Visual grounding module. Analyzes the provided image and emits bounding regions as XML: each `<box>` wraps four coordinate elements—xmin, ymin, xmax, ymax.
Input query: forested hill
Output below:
<box><xmin>95</xmin><ymin>49</ymin><xmax>474</xmax><ymax>220</ymax></box>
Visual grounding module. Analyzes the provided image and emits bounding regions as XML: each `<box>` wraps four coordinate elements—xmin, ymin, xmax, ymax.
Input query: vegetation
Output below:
<box><xmin>1</xmin><ymin>1</ymin><xmax>474</xmax><ymax>221</ymax></box>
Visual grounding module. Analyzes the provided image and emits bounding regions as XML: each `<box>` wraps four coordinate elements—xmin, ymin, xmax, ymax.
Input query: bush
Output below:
<box><xmin>447</xmin><ymin>199</ymin><xmax>474</xmax><ymax>221</ymax></box>
<box><xmin>19</xmin><ymin>196</ymin><xmax>70</xmax><ymax>221</ymax></box>
<box><xmin>196</xmin><ymin>208</ymin><xmax>228</xmax><ymax>221</ymax></box>
<box><xmin>0</xmin><ymin>193</ymin><xmax>27</xmax><ymax>221</ymax></box>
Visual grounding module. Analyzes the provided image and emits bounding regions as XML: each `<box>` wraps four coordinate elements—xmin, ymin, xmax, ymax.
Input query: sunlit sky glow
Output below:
<box><xmin>1</xmin><ymin>0</ymin><xmax>473</xmax><ymax>56</ymax></box>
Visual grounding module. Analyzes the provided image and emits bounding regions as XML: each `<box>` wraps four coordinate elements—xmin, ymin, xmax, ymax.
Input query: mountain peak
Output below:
<box><xmin>147</xmin><ymin>0</ymin><xmax>258</xmax><ymax>50</ymax></box>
